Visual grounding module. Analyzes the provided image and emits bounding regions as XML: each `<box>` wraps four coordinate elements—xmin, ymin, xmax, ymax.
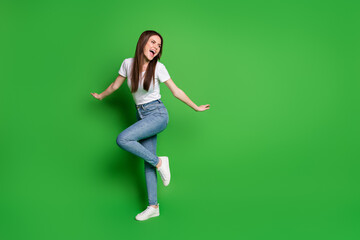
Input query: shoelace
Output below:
<box><xmin>139</xmin><ymin>206</ymin><xmax>158</xmax><ymax>216</ymax></box>
<box><xmin>138</xmin><ymin>207</ymin><xmax>152</xmax><ymax>216</ymax></box>
<box><xmin>158</xmin><ymin>167</ymin><xmax>168</xmax><ymax>181</ymax></box>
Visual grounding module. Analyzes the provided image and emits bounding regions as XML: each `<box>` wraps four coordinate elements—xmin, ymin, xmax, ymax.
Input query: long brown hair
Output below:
<box><xmin>130</xmin><ymin>30</ymin><xmax>164</xmax><ymax>93</ymax></box>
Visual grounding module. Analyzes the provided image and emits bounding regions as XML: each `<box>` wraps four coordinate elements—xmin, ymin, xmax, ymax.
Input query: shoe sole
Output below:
<box><xmin>159</xmin><ymin>156</ymin><xmax>171</xmax><ymax>186</ymax></box>
<box><xmin>135</xmin><ymin>213</ymin><xmax>160</xmax><ymax>221</ymax></box>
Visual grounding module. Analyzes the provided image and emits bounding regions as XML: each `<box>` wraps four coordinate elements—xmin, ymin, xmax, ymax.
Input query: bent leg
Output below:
<box><xmin>140</xmin><ymin>135</ymin><xmax>158</xmax><ymax>206</ymax></box>
<box><xmin>116</xmin><ymin>114</ymin><xmax>167</xmax><ymax>167</ymax></box>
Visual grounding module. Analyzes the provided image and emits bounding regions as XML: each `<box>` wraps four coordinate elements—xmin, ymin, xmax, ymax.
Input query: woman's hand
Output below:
<box><xmin>91</xmin><ymin>92</ymin><xmax>103</xmax><ymax>100</ymax></box>
<box><xmin>196</xmin><ymin>104</ymin><xmax>210</xmax><ymax>112</ymax></box>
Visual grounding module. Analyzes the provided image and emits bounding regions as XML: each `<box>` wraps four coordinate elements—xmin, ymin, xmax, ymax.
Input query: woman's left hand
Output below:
<box><xmin>196</xmin><ymin>104</ymin><xmax>210</xmax><ymax>112</ymax></box>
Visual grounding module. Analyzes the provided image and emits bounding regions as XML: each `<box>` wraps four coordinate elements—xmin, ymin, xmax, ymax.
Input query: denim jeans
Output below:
<box><xmin>116</xmin><ymin>99</ymin><xmax>169</xmax><ymax>205</ymax></box>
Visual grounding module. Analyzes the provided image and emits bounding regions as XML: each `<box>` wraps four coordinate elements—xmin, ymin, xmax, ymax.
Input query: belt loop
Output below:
<box><xmin>157</xmin><ymin>99</ymin><xmax>161</xmax><ymax>103</ymax></box>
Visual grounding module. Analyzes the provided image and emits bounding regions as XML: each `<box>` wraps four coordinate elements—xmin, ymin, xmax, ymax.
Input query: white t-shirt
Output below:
<box><xmin>118</xmin><ymin>57</ymin><xmax>171</xmax><ymax>105</ymax></box>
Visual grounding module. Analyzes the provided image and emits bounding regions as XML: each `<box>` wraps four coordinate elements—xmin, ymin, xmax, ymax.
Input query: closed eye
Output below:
<box><xmin>152</xmin><ymin>40</ymin><xmax>161</xmax><ymax>47</ymax></box>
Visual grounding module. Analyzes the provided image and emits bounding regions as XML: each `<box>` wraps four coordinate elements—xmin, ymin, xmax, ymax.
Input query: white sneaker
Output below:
<box><xmin>157</xmin><ymin>156</ymin><xmax>171</xmax><ymax>186</ymax></box>
<box><xmin>135</xmin><ymin>205</ymin><xmax>160</xmax><ymax>221</ymax></box>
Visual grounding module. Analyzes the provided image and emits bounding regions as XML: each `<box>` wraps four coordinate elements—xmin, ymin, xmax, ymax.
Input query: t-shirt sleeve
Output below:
<box><xmin>157</xmin><ymin>62</ymin><xmax>171</xmax><ymax>83</ymax></box>
<box><xmin>118</xmin><ymin>59</ymin><xmax>127</xmax><ymax>77</ymax></box>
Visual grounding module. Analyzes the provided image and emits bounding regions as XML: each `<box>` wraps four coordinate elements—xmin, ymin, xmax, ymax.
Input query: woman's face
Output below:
<box><xmin>143</xmin><ymin>35</ymin><xmax>162</xmax><ymax>62</ymax></box>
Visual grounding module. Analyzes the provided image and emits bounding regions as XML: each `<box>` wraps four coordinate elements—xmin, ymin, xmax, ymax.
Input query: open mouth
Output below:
<box><xmin>149</xmin><ymin>50</ymin><xmax>155</xmax><ymax>57</ymax></box>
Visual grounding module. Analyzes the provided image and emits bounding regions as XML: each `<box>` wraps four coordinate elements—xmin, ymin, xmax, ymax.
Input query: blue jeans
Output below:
<box><xmin>116</xmin><ymin>99</ymin><xmax>169</xmax><ymax>206</ymax></box>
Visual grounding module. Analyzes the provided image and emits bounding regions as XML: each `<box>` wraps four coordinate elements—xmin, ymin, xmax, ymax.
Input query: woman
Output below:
<box><xmin>91</xmin><ymin>30</ymin><xmax>210</xmax><ymax>221</ymax></box>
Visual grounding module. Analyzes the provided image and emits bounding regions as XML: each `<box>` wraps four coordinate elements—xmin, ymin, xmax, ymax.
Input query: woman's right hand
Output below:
<box><xmin>91</xmin><ymin>92</ymin><xmax>103</xmax><ymax>100</ymax></box>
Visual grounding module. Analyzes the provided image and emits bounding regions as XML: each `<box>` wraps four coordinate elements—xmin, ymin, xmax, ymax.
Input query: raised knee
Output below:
<box><xmin>116</xmin><ymin>133</ymin><xmax>129</xmax><ymax>148</ymax></box>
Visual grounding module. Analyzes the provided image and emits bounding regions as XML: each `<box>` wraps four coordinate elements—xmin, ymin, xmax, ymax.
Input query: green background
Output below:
<box><xmin>1</xmin><ymin>0</ymin><xmax>359</xmax><ymax>239</ymax></box>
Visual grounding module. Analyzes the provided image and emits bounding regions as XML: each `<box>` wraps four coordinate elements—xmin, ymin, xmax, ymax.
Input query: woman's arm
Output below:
<box><xmin>91</xmin><ymin>74</ymin><xmax>126</xmax><ymax>100</ymax></box>
<box><xmin>164</xmin><ymin>78</ymin><xmax>210</xmax><ymax>112</ymax></box>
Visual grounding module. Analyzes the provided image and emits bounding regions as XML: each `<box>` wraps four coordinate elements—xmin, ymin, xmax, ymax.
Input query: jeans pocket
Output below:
<box><xmin>158</xmin><ymin>107</ymin><xmax>169</xmax><ymax>124</ymax></box>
